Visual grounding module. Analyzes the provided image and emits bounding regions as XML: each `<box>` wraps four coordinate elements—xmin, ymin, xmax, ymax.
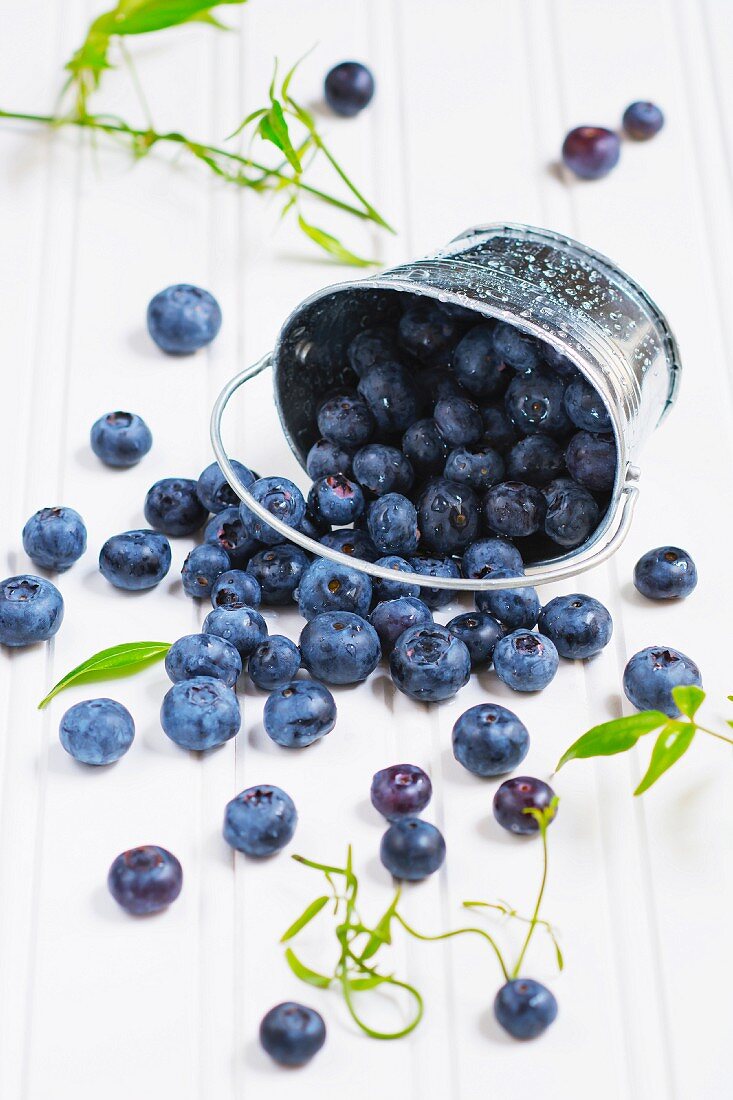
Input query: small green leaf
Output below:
<box><xmin>283</xmin><ymin>948</ymin><xmax>332</xmax><ymax>989</ymax></box>
<box><xmin>280</xmin><ymin>896</ymin><xmax>329</xmax><ymax>942</ymax></box>
<box><xmin>556</xmin><ymin>711</ymin><xmax>668</xmax><ymax>771</ymax></box>
<box><xmin>359</xmin><ymin>895</ymin><xmax>399</xmax><ymax>962</ymax></box>
<box><xmin>257</xmin><ymin>101</ymin><xmax>301</xmax><ymax>172</ymax></box>
<box><xmin>297</xmin><ymin>215</ymin><xmax>375</xmax><ymax>267</ymax></box>
<box><xmin>345</xmin><ymin>973</ymin><xmax>390</xmax><ymax>992</ymax></box>
<box><xmin>634</xmin><ymin>721</ymin><xmax>695</xmax><ymax>796</ymax></box>
<box><xmin>523</xmin><ymin>795</ymin><xmax>559</xmax><ymax>831</ymax></box>
<box><xmin>38</xmin><ymin>641</ymin><xmax>171</xmax><ymax>708</ymax></box>
<box><xmin>671</xmin><ymin>684</ymin><xmax>705</xmax><ymax>719</ymax></box>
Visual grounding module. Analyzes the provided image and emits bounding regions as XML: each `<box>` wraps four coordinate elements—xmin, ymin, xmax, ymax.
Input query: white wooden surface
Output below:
<box><xmin>1</xmin><ymin>2</ymin><xmax>731</xmax><ymax>1097</ymax></box>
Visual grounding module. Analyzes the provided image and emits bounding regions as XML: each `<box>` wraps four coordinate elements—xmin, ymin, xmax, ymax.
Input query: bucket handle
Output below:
<box><xmin>210</xmin><ymin>354</ymin><xmax>639</xmax><ymax>591</ymax></box>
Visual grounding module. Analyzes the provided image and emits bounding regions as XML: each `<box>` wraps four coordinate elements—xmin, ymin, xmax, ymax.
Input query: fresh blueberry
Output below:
<box><xmin>144</xmin><ymin>478</ymin><xmax>208</xmax><ymax>537</ymax></box>
<box><xmin>210</xmin><ymin>568</ymin><xmax>262</xmax><ymax>610</ymax></box>
<box><xmin>99</xmin><ymin>530</ymin><xmax>171</xmax><ymax>591</ymax></box>
<box><xmin>622</xmin><ymin>101</ymin><xmax>664</xmax><ymax>140</ymax></box>
<box><xmin>260</xmin><ymin>1001</ymin><xmax>325</xmax><ymax>1067</ymax></box>
<box><xmin>493</xmin><ymin>630</ymin><xmax>559</xmax><ymax>691</ymax></box>
<box><xmin>452</xmin><ymin>323</ymin><xmax>509</xmax><ymax>397</ymax></box>
<box><xmin>263</xmin><ymin>680</ymin><xmax>336</xmax><ymax>747</ymax></box>
<box><xmin>248</xmin><ymin>636</ymin><xmax>301</xmax><ymax>691</ymax></box>
<box><xmin>461</xmin><ymin>537</ymin><xmax>524</xmax><ymax>580</ymax></box>
<box><xmin>324</xmin><ymin>60</ymin><xmax>374</xmax><ymax>117</ymax></box>
<box><xmin>246</xmin><ymin>546</ymin><xmax>308</xmax><ymax>606</ymax></box>
<box><xmin>401</xmin><ymin>418</ymin><xmax>449</xmax><ymax>475</ymax></box>
<box><xmin>623</xmin><ymin>646</ymin><xmax>702</xmax><ymax>717</ymax></box>
<box><xmin>370</xmin><ymin>764</ymin><xmax>432</xmax><ymax>821</ymax></box>
<box><xmin>202</xmin><ymin>606</ymin><xmax>268</xmax><ymax>658</ymax></box>
<box><xmin>108</xmin><ymin>845</ymin><xmax>182</xmax><ymax>915</ymax></box>
<box><xmin>298</xmin><ymin>505</ymin><xmax>331</xmax><ymax>540</ymax></box>
<box><xmin>59</xmin><ymin>698</ymin><xmax>135</xmax><ymax>765</ymax></box>
<box><xmin>563</xmin><ymin>376</ymin><xmax>612</xmax><ymax>434</ymax></box>
<box><xmin>306</xmin><ymin>438</ymin><xmax>353</xmax><ymax>481</ymax></box>
<box><xmin>505</xmin><ymin>435</ymin><xmax>565</xmax><ymax>487</ymax></box>
<box><xmin>320</xmin><ymin>528</ymin><xmax>380</xmax><ymax>562</ymax></box>
<box><xmin>0</xmin><ymin>574</ymin><xmax>64</xmax><ymax>647</ymax></box>
<box><xmin>480</xmin><ymin>401</ymin><xmax>521</xmax><ymax>452</ymax></box>
<box><xmin>452</xmin><ymin>703</ymin><xmax>529</xmax><ymax>777</ymax></box>
<box><xmin>416</xmin><ymin>477</ymin><xmax>480</xmax><ymax>555</ymax></box>
<box><xmin>147</xmin><ymin>284</ymin><xmax>221</xmax><ymax>354</ymax></box>
<box><xmin>22</xmin><ymin>506</ymin><xmax>87</xmax><ymax>572</ymax></box>
<box><xmin>417</xmin><ymin>366</ymin><xmax>467</xmax><ymax>403</ymax></box>
<box><xmin>367</xmin><ymin>493</ymin><xmax>420</xmax><ymax>556</ymax></box>
<box><xmin>380</xmin><ymin>818</ymin><xmax>446</xmax><ymax>881</ymax></box>
<box><xmin>347</xmin><ymin>326</ymin><xmax>397</xmax><ymax>377</ymax></box>
<box><xmin>505</xmin><ymin>369</ymin><xmax>571</xmax><ymax>437</ymax></box>
<box><xmin>308</xmin><ymin>474</ymin><xmax>364</xmax><ymax>526</ymax></box>
<box><xmin>224</xmin><ymin>785</ymin><xmax>298</xmax><ymax>856</ymax></box>
<box><xmin>434</xmin><ymin>395</ymin><xmax>483</xmax><ymax>447</ymax></box>
<box><xmin>165</xmin><ymin>632</ymin><xmax>242</xmax><ymax>687</ymax></box>
<box><xmin>372</xmin><ymin>556</ymin><xmax>421</xmax><ymax>602</ymax></box>
<box><xmin>399</xmin><ymin>302</ymin><xmax>458</xmax><ymax>363</ymax></box>
<box><xmin>181</xmin><ymin>544</ymin><xmax>230</xmax><ymax>598</ymax></box>
<box><xmin>196</xmin><ymin>460</ymin><xmax>256</xmax><ymax>513</ymax></box>
<box><xmin>476</xmin><ymin>574</ymin><xmax>540</xmax><ymax>630</ymax></box>
<box><xmin>446</xmin><ymin>611</ymin><xmax>505</xmax><ymax>668</ymax></box>
<box><xmin>390</xmin><ymin>624</ymin><xmax>471</xmax><ymax>702</ymax></box>
<box><xmin>538</xmin><ymin>593</ymin><xmax>613</xmax><ymax>659</ymax></box>
<box><xmin>565</xmin><ymin>431</ymin><xmax>617</xmax><ymax>491</ymax></box>
<box><xmin>204</xmin><ymin>506</ymin><xmax>262</xmax><ymax>568</ymax></box>
<box><xmin>444</xmin><ymin>446</ymin><xmax>504</xmax><ymax>493</ymax></box>
<box><xmin>408</xmin><ymin>556</ymin><xmax>460</xmax><ymax>610</ymax></box>
<box><xmin>494</xmin><ymin>979</ymin><xmax>558</xmax><ymax>1040</ymax></box>
<box><xmin>493</xmin><ymin>776</ymin><xmax>557</xmax><ymax>835</ymax></box>
<box><xmin>297</xmin><ymin>557</ymin><xmax>372</xmax><ymax>619</ymax></box>
<box><xmin>370</xmin><ymin>596</ymin><xmax>433</xmax><ymax>654</ymax></box>
<box><xmin>161</xmin><ymin>676</ymin><xmax>240</xmax><ymax>750</ymax></box>
<box><xmin>353</xmin><ymin>443</ymin><xmax>414</xmax><ymax>497</ymax></box>
<box><xmin>239</xmin><ymin>477</ymin><xmax>306</xmax><ymax>545</ymax></box>
<box><xmin>492</xmin><ymin>322</ymin><xmax>541</xmax><ymax>373</ymax></box>
<box><xmin>317</xmin><ymin>393</ymin><xmax>374</xmax><ymax>449</ymax></box>
<box><xmin>543</xmin><ymin>479</ymin><xmax>600</xmax><ymax>548</ymax></box>
<box><xmin>300</xmin><ymin>611</ymin><xmax>381</xmax><ymax>684</ymax></box>
<box><xmin>541</xmin><ymin>343</ymin><xmax>579</xmax><ymax>380</ymax></box>
<box><xmin>90</xmin><ymin>411</ymin><xmax>152</xmax><ymax>468</ymax></box>
<box><xmin>562</xmin><ymin>126</ymin><xmax>621</xmax><ymax>180</ymax></box>
<box><xmin>358</xmin><ymin>362</ymin><xmax>422</xmax><ymax>435</ymax></box>
<box><xmin>633</xmin><ymin>546</ymin><xmax>697</xmax><ymax>600</ymax></box>
<box><xmin>484</xmin><ymin>481</ymin><xmax>546</xmax><ymax>538</ymax></box>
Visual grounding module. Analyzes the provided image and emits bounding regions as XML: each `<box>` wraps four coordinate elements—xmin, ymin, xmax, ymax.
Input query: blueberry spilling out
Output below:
<box><xmin>324</xmin><ymin>61</ymin><xmax>375</xmax><ymax>118</ymax></box>
<box><xmin>260</xmin><ymin>1001</ymin><xmax>325</xmax><ymax>1067</ymax></box>
<box><xmin>623</xmin><ymin>646</ymin><xmax>702</xmax><ymax>717</ymax></box>
<box><xmin>0</xmin><ymin>574</ymin><xmax>64</xmax><ymax>646</ymax></box>
<box><xmin>224</xmin><ymin>785</ymin><xmax>297</xmax><ymax>856</ymax></box>
<box><xmin>371</xmin><ymin>763</ymin><xmax>432</xmax><ymax>822</ymax></box>
<box><xmin>91</xmin><ymin>410</ymin><xmax>152</xmax><ymax>468</ymax></box>
<box><xmin>108</xmin><ymin>845</ymin><xmax>182</xmax><ymax>915</ymax></box>
<box><xmin>22</xmin><ymin>506</ymin><xmax>87</xmax><ymax>572</ymax></box>
<box><xmin>380</xmin><ymin>818</ymin><xmax>446</xmax><ymax>881</ymax></box>
<box><xmin>622</xmin><ymin>101</ymin><xmax>664</xmax><ymax>140</ymax></box>
<box><xmin>147</xmin><ymin>284</ymin><xmax>221</xmax><ymax>355</ymax></box>
<box><xmin>493</xmin><ymin>776</ymin><xmax>557</xmax><ymax>835</ymax></box>
<box><xmin>561</xmin><ymin>126</ymin><xmax>621</xmax><ymax>180</ymax></box>
<box><xmin>633</xmin><ymin>546</ymin><xmax>697</xmax><ymax>600</ymax></box>
<box><xmin>494</xmin><ymin>979</ymin><xmax>558</xmax><ymax>1040</ymax></box>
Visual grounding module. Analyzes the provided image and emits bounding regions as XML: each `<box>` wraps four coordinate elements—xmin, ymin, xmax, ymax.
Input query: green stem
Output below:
<box><xmin>119</xmin><ymin>42</ymin><xmax>154</xmax><ymax>128</ymax></box>
<box><xmin>511</xmin><ymin>824</ymin><xmax>549</xmax><ymax>980</ymax></box>
<box><xmin>696</xmin><ymin>724</ymin><xmax>733</xmax><ymax>747</ymax></box>
<box><xmin>394</xmin><ymin>911</ymin><xmax>510</xmax><ymax>983</ymax></box>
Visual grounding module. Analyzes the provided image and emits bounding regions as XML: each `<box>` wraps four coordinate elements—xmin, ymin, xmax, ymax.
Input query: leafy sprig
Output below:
<box><xmin>38</xmin><ymin>641</ymin><xmax>171</xmax><ymax>708</ymax></box>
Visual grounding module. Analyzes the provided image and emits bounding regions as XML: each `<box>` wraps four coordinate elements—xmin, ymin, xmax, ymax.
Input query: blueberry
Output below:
<box><xmin>144</xmin><ymin>478</ymin><xmax>208</xmax><ymax>537</ymax></box>
<box><xmin>398</xmin><ymin>302</ymin><xmax>458</xmax><ymax>363</ymax></box>
<box><xmin>416</xmin><ymin>477</ymin><xmax>480</xmax><ymax>555</ymax></box>
<box><xmin>476</xmin><ymin>573</ymin><xmax>540</xmax><ymax>630</ymax></box>
<box><xmin>202</xmin><ymin>605</ymin><xmax>268</xmax><ymax>658</ymax></box>
<box><xmin>308</xmin><ymin>474</ymin><xmax>364</xmax><ymax>526</ymax></box>
<box><xmin>484</xmin><ymin>481</ymin><xmax>546</xmax><ymax>538</ymax></box>
<box><xmin>563</xmin><ymin>376</ymin><xmax>612</xmax><ymax>434</ymax></box>
<box><xmin>59</xmin><ymin>698</ymin><xmax>135</xmax><ymax>765</ymax></box>
<box><xmin>446</xmin><ymin>611</ymin><xmax>505</xmax><ymax>668</ymax></box>
<box><xmin>372</xmin><ymin>556</ymin><xmax>421</xmax><ymax>602</ymax></box>
<box><xmin>370</xmin><ymin>596</ymin><xmax>433</xmax><ymax>654</ymax></box>
<box><xmin>306</xmin><ymin>438</ymin><xmax>353</xmax><ymax>481</ymax></box>
<box><xmin>347</xmin><ymin>326</ymin><xmax>397</xmax><ymax>377</ymax></box>
<box><xmin>108</xmin><ymin>845</ymin><xmax>182</xmax><ymax>915</ymax></box>
<box><xmin>90</xmin><ymin>411</ymin><xmax>152</xmax><ymax>468</ymax></box>
<box><xmin>480</xmin><ymin>402</ymin><xmax>521</xmax><ymax>452</ymax></box>
<box><xmin>263</xmin><ymin>680</ymin><xmax>336</xmax><ymax>747</ymax></box>
<box><xmin>210</xmin><ymin>568</ymin><xmax>262</xmax><ymax>610</ymax></box>
<box><xmin>324</xmin><ymin>60</ymin><xmax>374</xmax><ymax>117</ymax></box>
<box><xmin>0</xmin><ymin>574</ymin><xmax>64</xmax><ymax>647</ymax></box>
<box><xmin>300</xmin><ymin>611</ymin><xmax>381</xmax><ymax>684</ymax></box>
<box><xmin>633</xmin><ymin>546</ymin><xmax>697</xmax><ymax>600</ymax></box>
<box><xmin>461</xmin><ymin>537</ymin><xmax>524</xmax><ymax>580</ymax></box>
<box><xmin>147</xmin><ymin>283</ymin><xmax>221</xmax><ymax>354</ymax></box>
<box><xmin>297</xmin><ymin>557</ymin><xmax>372</xmax><ymax>619</ymax></box>
<box><xmin>224</xmin><ymin>785</ymin><xmax>297</xmax><ymax>857</ymax></box>
<box><xmin>493</xmin><ymin>776</ymin><xmax>557</xmax><ymax>835</ymax></box>
<box><xmin>452</xmin><ymin>323</ymin><xmax>508</xmax><ymax>397</ymax></box>
<box><xmin>370</xmin><ymin>764</ymin><xmax>432</xmax><ymax>821</ymax></box>
<box><xmin>204</xmin><ymin>506</ymin><xmax>262</xmax><ymax>568</ymax></box>
<box><xmin>444</xmin><ymin>446</ymin><xmax>504</xmax><ymax>493</ymax></box>
<box><xmin>543</xmin><ymin>479</ymin><xmax>600</xmax><ymax>548</ymax></box>
<box><xmin>181</xmin><ymin>544</ymin><xmax>230</xmax><ymax>598</ymax></box>
<box><xmin>165</xmin><ymin>633</ymin><xmax>242</xmax><ymax>687</ymax></box>
<box><xmin>505</xmin><ymin>435</ymin><xmax>565</xmax><ymax>487</ymax></box>
<box><xmin>562</xmin><ymin>126</ymin><xmax>621</xmax><ymax>180</ymax></box>
<box><xmin>538</xmin><ymin>593</ymin><xmax>613</xmax><ymax>659</ymax></box>
<box><xmin>22</xmin><ymin>506</ymin><xmax>87</xmax><ymax>572</ymax></box>
<box><xmin>390</xmin><ymin>624</ymin><xmax>471</xmax><ymax>702</ymax></box>
<box><xmin>505</xmin><ymin>369</ymin><xmax>571</xmax><ymax>437</ymax></box>
<box><xmin>353</xmin><ymin>443</ymin><xmax>414</xmax><ymax>497</ymax></box>
<box><xmin>565</xmin><ymin>431</ymin><xmax>617</xmax><ymax>491</ymax></box>
<box><xmin>622</xmin><ymin>101</ymin><xmax>664</xmax><ymax>140</ymax></box>
<box><xmin>380</xmin><ymin>818</ymin><xmax>446</xmax><ymax>881</ymax></box>
<box><xmin>298</xmin><ymin>505</ymin><xmax>331</xmax><ymax>540</ymax></box>
<box><xmin>320</xmin><ymin>529</ymin><xmax>380</xmax><ymax>563</ymax></box>
<box><xmin>161</xmin><ymin>675</ymin><xmax>240</xmax><ymax>750</ymax></box>
<box><xmin>494</xmin><ymin>979</ymin><xmax>558</xmax><ymax>1040</ymax></box>
<box><xmin>366</xmin><ymin>493</ymin><xmax>420</xmax><ymax>556</ymax></box>
<box><xmin>408</xmin><ymin>556</ymin><xmax>460</xmax><ymax>610</ymax></box>
<box><xmin>452</xmin><ymin>703</ymin><xmax>529</xmax><ymax>777</ymax></box>
<box><xmin>248</xmin><ymin>636</ymin><xmax>301</xmax><ymax>690</ymax></box>
<box><xmin>401</xmin><ymin>418</ymin><xmax>449</xmax><ymax>475</ymax></box>
<box><xmin>623</xmin><ymin>646</ymin><xmax>702</xmax><ymax>717</ymax></box>
<box><xmin>196</xmin><ymin>460</ymin><xmax>256</xmax><ymax>513</ymax></box>
<box><xmin>317</xmin><ymin>393</ymin><xmax>374</xmax><ymax>448</ymax></box>
<box><xmin>260</xmin><ymin>1001</ymin><xmax>325</xmax><ymax>1067</ymax></box>
<box><xmin>240</xmin><ymin>476</ymin><xmax>306</xmax><ymax>545</ymax></box>
<box><xmin>493</xmin><ymin>630</ymin><xmax>559</xmax><ymax>692</ymax></box>
<box><xmin>417</xmin><ymin>366</ymin><xmax>467</xmax><ymax>403</ymax></box>
<box><xmin>433</xmin><ymin>395</ymin><xmax>483</xmax><ymax>447</ymax></box>
<box><xmin>99</xmin><ymin>530</ymin><xmax>171</xmax><ymax>591</ymax></box>
<box><xmin>540</xmin><ymin>343</ymin><xmax>579</xmax><ymax>380</ymax></box>
<box><xmin>246</xmin><ymin>546</ymin><xmax>308</xmax><ymax>606</ymax></box>
<box><xmin>492</xmin><ymin>322</ymin><xmax>541</xmax><ymax>373</ymax></box>
<box><xmin>358</xmin><ymin>362</ymin><xmax>422</xmax><ymax>435</ymax></box>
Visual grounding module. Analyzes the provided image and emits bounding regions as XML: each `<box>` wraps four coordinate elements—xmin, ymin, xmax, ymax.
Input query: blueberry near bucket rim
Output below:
<box><xmin>210</xmin><ymin>222</ymin><xmax>681</xmax><ymax>592</ymax></box>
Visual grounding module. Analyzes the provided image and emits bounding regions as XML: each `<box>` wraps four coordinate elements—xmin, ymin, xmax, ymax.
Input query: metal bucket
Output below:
<box><xmin>211</xmin><ymin>222</ymin><xmax>681</xmax><ymax>592</ymax></box>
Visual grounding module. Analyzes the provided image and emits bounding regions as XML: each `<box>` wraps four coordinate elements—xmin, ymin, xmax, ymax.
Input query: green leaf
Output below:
<box><xmin>94</xmin><ymin>0</ymin><xmax>247</xmax><ymax>38</ymax></box>
<box><xmin>297</xmin><ymin>215</ymin><xmax>375</xmax><ymax>268</ymax></box>
<box><xmin>634</xmin><ymin>721</ymin><xmax>695</xmax><ymax>796</ymax></box>
<box><xmin>672</xmin><ymin>684</ymin><xmax>705</xmax><ymax>718</ymax></box>
<box><xmin>257</xmin><ymin>101</ymin><xmax>301</xmax><ymax>172</ymax></box>
<box><xmin>359</xmin><ymin>895</ymin><xmax>399</xmax><ymax>962</ymax></box>
<box><xmin>556</xmin><ymin>711</ymin><xmax>668</xmax><ymax>771</ymax></box>
<box><xmin>280</xmin><ymin>896</ymin><xmax>329</xmax><ymax>942</ymax></box>
<box><xmin>283</xmin><ymin>948</ymin><xmax>332</xmax><ymax>989</ymax></box>
<box><xmin>38</xmin><ymin>641</ymin><xmax>171</xmax><ymax>708</ymax></box>
<box><xmin>345</xmin><ymin>973</ymin><xmax>390</xmax><ymax>992</ymax></box>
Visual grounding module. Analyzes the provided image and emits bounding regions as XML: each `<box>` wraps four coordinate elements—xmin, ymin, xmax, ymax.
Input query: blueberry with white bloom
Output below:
<box><xmin>366</xmin><ymin>493</ymin><xmax>420</xmax><ymax>556</ymax></box>
<box><xmin>161</xmin><ymin>676</ymin><xmax>240</xmax><ymax>751</ymax></box>
<box><xmin>408</xmin><ymin>556</ymin><xmax>460</xmax><ymax>610</ymax></box>
<box><xmin>633</xmin><ymin>546</ymin><xmax>697</xmax><ymax>601</ymax></box>
<box><xmin>196</xmin><ymin>460</ymin><xmax>256</xmax><ymax>513</ymax></box>
<box><xmin>204</xmin><ymin>506</ymin><xmax>262</xmax><ymax>568</ymax></box>
<box><xmin>372</xmin><ymin>556</ymin><xmax>421</xmax><ymax>602</ymax></box>
<box><xmin>493</xmin><ymin>630</ymin><xmax>559</xmax><ymax>692</ymax></box>
<box><xmin>380</xmin><ymin>818</ymin><xmax>446</xmax><ymax>881</ymax></box>
<box><xmin>99</xmin><ymin>530</ymin><xmax>172</xmax><ymax>591</ymax></box>
<box><xmin>210</xmin><ymin>568</ymin><xmax>262</xmax><ymax>610</ymax></box>
<box><xmin>239</xmin><ymin>476</ymin><xmax>306</xmax><ymax>545</ymax></box>
<box><xmin>246</xmin><ymin>546</ymin><xmax>308</xmax><ymax>606</ymax></box>
<box><xmin>181</xmin><ymin>544</ymin><xmax>230</xmax><ymax>598</ymax></box>
<box><xmin>452</xmin><ymin>323</ymin><xmax>509</xmax><ymax>398</ymax></box>
<box><xmin>248</xmin><ymin>636</ymin><xmax>301</xmax><ymax>691</ymax></box>
<box><xmin>59</xmin><ymin>698</ymin><xmax>135</xmax><ymax>765</ymax></box>
<box><xmin>390</xmin><ymin>624</ymin><xmax>471</xmax><ymax>702</ymax></box>
<box><xmin>565</xmin><ymin>431</ymin><xmax>617</xmax><ymax>492</ymax></box>
<box><xmin>623</xmin><ymin>646</ymin><xmax>702</xmax><ymax>717</ymax></box>
<box><xmin>90</xmin><ymin>411</ymin><xmax>152</xmax><ymax>468</ymax></box>
<box><xmin>297</xmin><ymin>557</ymin><xmax>372</xmax><ymax>620</ymax></box>
<box><xmin>452</xmin><ymin>703</ymin><xmax>529</xmax><ymax>777</ymax></box>
<box><xmin>317</xmin><ymin>393</ymin><xmax>374</xmax><ymax>449</ymax></box>
<box><xmin>308</xmin><ymin>474</ymin><xmax>364</xmax><ymax>526</ymax></box>
<box><xmin>165</xmin><ymin>633</ymin><xmax>242</xmax><ymax>688</ymax></box>
<box><xmin>263</xmin><ymin>681</ymin><xmax>336</xmax><ymax>748</ymax></box>
<box><xmin>147</xmin><ymin>284</ymin><xmax>222</xmax><ymax>354</ymax></box>
<box><xmin>300</xmin><ymin>611</ymin><xmax>381</xmax><ymax>685</ymax></box>
<box><xmin>223</xmin><ymin>785</ymin><xmax>297</xmax><ymax>856</ymax></box>
<box><xmin>203</xmin><ymin>605</ymin><xmax>268</xmax><ymax>658</ymax></box>
<box><xmin>306</xmin><ymin>438</ymin><xmax>354</xmax><ymax>481</ymax></box>
<box><xmin>370</xmin><ymin>596</ymin><xmax>433</xmax><ymax>654</ymax></box>
<box><xmin>353</xmin><ymin>443</ymin><xmax>414</xmax><ymax>497</ymax></box>
<box><xmin>495</xmin><ymin>979</ymin><xmax>558</xmax><ymax>1041</ymax></box>
<box><xmin>22</xmin><ymin>506</ymin><xmax>87</xmax><ymax>572</ymax></box>
<box><xmin>0</xmin><ymin>574</ymin><xmax>64</xmax><ymax>647</ymax></box>
<box><xmin>538</xmin><ymin>593</ymin><xmax>613</xmax><ymax>659</ymax></box>
<box><xmin>259</xmin><ymin>1001</ymin><xmax>325</xmax><ymax>1067</ymax></box>
<box><xmin>144</xmin><ymin>478</ymin><xmax>208</xmax><ymax>537</ymax></box>
<box><xmin>446</xmin><ymin>611</ymin><xmax>505</xmax><ymax>668</ymax></box>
